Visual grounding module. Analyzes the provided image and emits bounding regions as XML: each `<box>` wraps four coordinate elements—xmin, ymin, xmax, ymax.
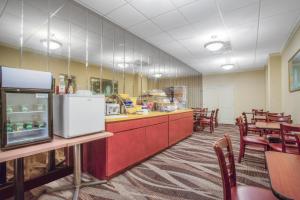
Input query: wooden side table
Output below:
<box><xmin>0</xmin><ymin>132</ymin><xmax>113</xmax><ymax>200</ymax></box>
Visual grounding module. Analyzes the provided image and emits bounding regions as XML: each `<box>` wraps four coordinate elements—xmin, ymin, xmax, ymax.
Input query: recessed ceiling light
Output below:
<box><xmin>117</xmin><ymin>63</ymin><xmax>129</xmax><ymax>68</ymax></box>
<box><xmin>221</xmin><ymin>64</ymin><xmax>234</xmax><ymax>70</ymax></box>
<box><xmin>204</xmin><ymin>41</ymin><xmax>224</xmax><ymax>51</ymax></box>
<box><xmin>153</xmin><ymin>73</ymin><xmax>162</xmax><ymax>78</ymax></box>
<box><xmin>40</xmin><ymin>39</ymin><xmax>62</xmax><ymax>50</ymax></box>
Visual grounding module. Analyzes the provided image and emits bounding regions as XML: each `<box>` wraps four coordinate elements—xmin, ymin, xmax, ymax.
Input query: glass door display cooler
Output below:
<box><xmin>0</xmin><ymin>66</ymin><xmax>53</xmax><ymax>150</ymax></box>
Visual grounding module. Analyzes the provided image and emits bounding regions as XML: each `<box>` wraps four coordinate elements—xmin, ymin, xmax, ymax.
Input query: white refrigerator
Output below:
<box><xmin>53</xmin><ymin>94</ymin><xmax>105</xmax><ymax>138</ymax></box>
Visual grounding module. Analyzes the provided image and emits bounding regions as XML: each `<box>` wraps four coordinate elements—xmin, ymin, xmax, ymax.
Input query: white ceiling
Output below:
<box><xmin>0</xmin><ymin>0</ymin><xmax>200</xmax><ymax>78</ymax></box>
<box><xmin>75</xmin><ymin>0</ymin><xmax>300</xmax><ymax>74</ymax></box>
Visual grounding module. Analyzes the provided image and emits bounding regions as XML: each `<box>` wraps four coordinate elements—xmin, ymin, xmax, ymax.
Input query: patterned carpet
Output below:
<box><xmin>24</xmin><ymin>125</ymin><xmax>271</xmax><ymax>200</ymax></box>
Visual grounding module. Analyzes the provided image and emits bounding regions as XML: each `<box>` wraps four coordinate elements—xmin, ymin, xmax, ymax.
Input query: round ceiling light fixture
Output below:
<box><xmin>153</xmin><ymin>73</ymin><xmax>162</xmax><ymax>78</ymax></box>
<box><xmin>204</xmin><ymin>41</ymin><xmax>225</xmax><ymax>51</ymax></box>
<box><xmin>221</xmin><ymin>64</ymin><xmax>234</xmax><ymax>70</ymax></box>
<box><xmin>40</xmin><ymin>39</ymin><xmax>62</xmax><ymax>50</ymax></box>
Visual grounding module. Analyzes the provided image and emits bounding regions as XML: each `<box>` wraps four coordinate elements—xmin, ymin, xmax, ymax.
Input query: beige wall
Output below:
<box><xmin>266</xmin><ymin>53</ymin><xmax>282</xmax><ymax>112</ymax></box>
<box><xmin>0</xmin><ymin>44</ymin><xmax>140</xmax><ymax>96</ymax></box>
<box><xmin>281</xmin><ymin>25</ymin><xmax>300</xmax><ymax>123</ymax></box>
<box><xmin>0</xmin><ymin>44</ymin><xmax>193</xmax><ymax>100</ymax></box>
<box><xmin>203</xmin><ymin>70</ymin><xmax>266</xmax><ymax>122</ymax></box>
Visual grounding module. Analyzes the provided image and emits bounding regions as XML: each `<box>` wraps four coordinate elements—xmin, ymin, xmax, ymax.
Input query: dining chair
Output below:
<box><xmin>252</xmin><ymin>108</ymin><xmax>263</xmax><ymax>112</ymax></box>
<box><xmin>193</xmin><ymin>108</ymin><xmax>206</xmax><ymax>131</ymax></box>
<box><xmin>267</xmin><ymin>112</ymin><xmax>284</xmax><ymax>117</ymax></box>
<box><xmin>254</xmin><ymin>111</ymin><xmax>268</xmax><ymax>122</ymax></box>
<box><xmin>193</xmin><ymin>108</ymin><xmax>200</xmax><ymax>131</ymax></box>
<box><xmin>242</xmin><ymin>112</ymin><xmax>262</xmax><ymax>135</ymax></box>
<box><xmin>266</xmin><ymin>115</ymin><xmax>293</xmax><ymax>138</ymax></box>
<box><xmin>269</xmin><ymin>123</ymin><xmax>300</xmax><ymax>154</ymax></box>
<box><xmin>236</xmin><ymin>117</ymin><xmax>268</xmax><ymax>163</ymax></box>
<box><xmin>213</xmin><ymin>134</ymin><xmax>276</xmax><ymax>200</ymax></box>
<box><xmin>267</xmin><ymin>115</ymin><xmax>292</xmax><ymax>123</ymax></box>
<box><xmin>214</xmin><ymin>108</ymin><xmax>219</xmax><ymax>128</ymax></box>
<box><xmin>200</xmin><ymin>110</ymin><xmax>215</xmax><ymax>133</ymax></box>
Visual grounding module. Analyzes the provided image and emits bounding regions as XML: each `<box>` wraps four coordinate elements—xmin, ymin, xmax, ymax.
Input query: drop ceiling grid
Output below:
<box><xmin>52</xmin><ymin>1</ymin><xmax>300</xmax><ymax>73</ymax></box>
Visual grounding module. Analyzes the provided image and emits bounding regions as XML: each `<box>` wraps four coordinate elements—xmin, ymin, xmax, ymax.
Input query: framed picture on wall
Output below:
<box><xmin>102</xmin><ymin>79</ymin><xmax>118</xmax><ymax>96</ymax></box>
<box><xmin>90</xmin><ymin>77</ymin><xmax>118</xmax><ymax>96</ymax></box>
<box><xmin>90</xmin><ymin>77</ymin><xmax>100</xmax><ymax>94</ymax></box>
<box><xmin>289</xmin><ymin>49</ymin><xmax>300</xmax><ymax>92</ymax></box>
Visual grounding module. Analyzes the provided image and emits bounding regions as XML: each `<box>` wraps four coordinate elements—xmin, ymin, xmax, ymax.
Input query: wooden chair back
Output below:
<box><xmin>268</xmin><ymin>115</ymin><xmax>292</xmax><ymax>123</ymax></box>
<box><xmin>242</xmin><ymin>112</ymin><xmax>250</xmax><ymax>133</ymax></box>
<box><xmin>213</xmin><ymin>134</ymin><xmax>236</xmax><ymax>200</ymax></box>
<box><xmin>252</xmin><ymin>109</ymin><xmax>263</xmax><ymax>114</ymax></box>
<box><xmin>209</xmin><ymin>110</ymin><xmax>216</xmax><ymax>123</ymax></box>
<box><xmin>280</xmin><ymin>123</ymin><xmax>300</xmax><ymax>154</ymax></box>
<box><xmin>192</xmin><ymin>108</ymin><xmax>208</xmax><ymax>119</ymax></box>
<box><xmin>254</xmin><ymin>110</ymin><xmax>268</xmax><ymax>116</ymax></box>
<box><xmin>236</xmin><ymin>117</ymin><xmax>246</xmax><ymax>137</ymax></box>
<box><xmin>268</xmin><ymin>112</ymin><xmax>284</xmax><ymax>117</ymax></box>
<box><xmin>215</xmin><ymin>108</ymin><xmax>219</xmax><ymax>121</ymax></box>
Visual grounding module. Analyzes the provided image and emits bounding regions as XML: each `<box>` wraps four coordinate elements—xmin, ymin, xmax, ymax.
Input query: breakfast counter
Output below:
<box><xmin>83</xmin><ymin>109</ymin><xmax>193</xmax><ymax>179</ymax></box>
<box><xmin>105</xmin><ymin>109</ymin><xmax>193</xmax><ymax>123</ymax></box>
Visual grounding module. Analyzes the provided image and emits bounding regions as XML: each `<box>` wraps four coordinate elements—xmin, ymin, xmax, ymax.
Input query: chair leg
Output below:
<box><xmin>238</xmin><ymin>144</ymin><xmax>245</xmax><ymax>163</ymax></box>
<box><xmin>242</xmin><ymin>144</ymin><xmax>246</xmax><ymax>158</ymax></box>
<box><xmin>201</xmin><ymin>123</ymin><xmax>205</xmax><ymax>131</ymax></box>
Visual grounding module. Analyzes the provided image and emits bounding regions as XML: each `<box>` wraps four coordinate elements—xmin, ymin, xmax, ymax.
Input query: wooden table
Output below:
<box><xmin>255</xmin><ymin>121</ymin><xmax>280</xmax><ymax>130</ymax></box>
<box><xmin>266</xmin><ymin>151</ymin><xmax>300</xmax><ymax>200</ymax></box>
<box><xmin>0</xmin><ymin>132</ymin><xmax>113</xmax><ymax>200</ymax></box>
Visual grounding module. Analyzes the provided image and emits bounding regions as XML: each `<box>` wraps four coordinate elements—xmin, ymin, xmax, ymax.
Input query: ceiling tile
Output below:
<box><xmin>259</xmin><ymin>12</ymin><xmax>300</xmax><ymax>38</ymax></box>
<box><xmin>222</xmin><ymin>3</ymin><xmax>259</xmax><ymax>28</ymax></box>
<box><xmin>147</xmin><ymin>32</ymin><xmax>174</xmax><ymax>46</ymax></box>
<box><xmin>170</xmin><ymin>0</ymin><xmax>196</xmax><ymax>8</ymax></box>
<box><xmin>74</xmin><ymin>0</ymin><xmax>126</xmax><ymax>15</ymax></box>
<box><xmin>179</xmin><ymin>38</ymin><xmax>211</xmax><ymax>56</ymax></box>
<box><xmin>167</xmin><ymin>24</ymin><xmax>198</xmax><ymax>40</ymax></box>
<box><xmin>107</xmin><ymin>4</ymin><xmax>147</xmax><ymax>28</ymax></box>
<box><xmin>130</xmin><ymin>0</ymin><xmax>176</xmax><ymax>18</ymax></box>
<box><xmin>129</xmin><ymin>20</ymin><xmax>161</xmax><ymax>38</ymax></box>
<box><xmin>152</xmin><ymin>10</ymin><xmax>188</xmax><ymax>31</ymax></box>
<box><xmin>261</xmin><ymin>0</ymin><xmax>300</xmax><ymax>18</ymax></box>
<box><xmin>218</xmin><ymin>0</ymin><xmax>258</xmax><ymax>13</ymax></box>
<box><xmin>179</xmin><ymin>0</ymin><xmax>217</xmax><ymax>23</ymax></box>
<box><xmin>193</xmin><ymin>16</ymin><xmax>228</xmax><ymax>42</ymax></box>
<box><xmin>229</xmin><ymin>22</ymin><xmax>257</xmax><ymax>51</ymax></box>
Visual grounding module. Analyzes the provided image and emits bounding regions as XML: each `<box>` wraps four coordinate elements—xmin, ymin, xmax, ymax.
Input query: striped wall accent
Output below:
<box><xmin>148</xmin><ymin>74</ymin><xmax>203</xmax><ymax>108</ymax></box>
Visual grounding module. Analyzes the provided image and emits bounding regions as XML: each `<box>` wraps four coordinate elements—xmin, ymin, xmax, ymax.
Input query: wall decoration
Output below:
<box><xmin>90</xmin><ymin>77</ymin><xmax>100</xmax><ymax>94</ymax></box>
<box><xmin>289</xmin><ymin>49</ymin><xmax>300</xmax><ymax>92</ymax></box>
<box><xmin>102</xmin><ymin>79</ymin><xmax>118</xmax><ymax>96</ymax></box>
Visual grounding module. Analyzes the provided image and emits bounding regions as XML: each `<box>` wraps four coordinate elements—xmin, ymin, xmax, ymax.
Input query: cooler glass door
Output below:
<box><xmin>4</xmin><ymin>92</ymin><xmax>50</xmax><ymax>147</ymax></box>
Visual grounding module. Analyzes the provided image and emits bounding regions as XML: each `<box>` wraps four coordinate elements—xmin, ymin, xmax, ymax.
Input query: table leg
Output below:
<box><xmin>45</xmin><ymin>144</ymin><xmax>106</xmax><ymax>200</ymax></box>
<box><xmin>14</xmin><ymin>158</ymin><xmax>24</xmax><ymax>200</ymax></box>
<box><xmin>0</xmin><ymin>162</ymin><xmax>6</xmax><ymax>184</ymax></box>
<box><xmin>73</xmin><ymin>144</ymin><xmax>81</xmax><ymax>200</ymax></box>
<box><xmin>48</xmin><ymin>150</ymin><xmax>56</xmax><ymax>171</ymax></box>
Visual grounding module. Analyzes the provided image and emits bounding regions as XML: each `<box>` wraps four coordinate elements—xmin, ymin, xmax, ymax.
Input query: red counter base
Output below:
<box><xmin>83</xmin><ymin>111</ymin><xmax>193</xmax><ymax>179</ymax></box>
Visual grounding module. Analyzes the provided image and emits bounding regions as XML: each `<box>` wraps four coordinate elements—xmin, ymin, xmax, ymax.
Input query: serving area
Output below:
<box><xmin>83</xmin><ymin>109</ymin><xmax>193</xmax><ymax>179</ymax></box>
<box><xmin>1</xmin><ymin>0</ymin><xmax>300</xmax><ymax>199</ymax></box>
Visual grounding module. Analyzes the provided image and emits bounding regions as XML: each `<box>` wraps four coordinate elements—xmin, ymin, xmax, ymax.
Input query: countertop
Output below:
<box><xmin>105</xmin><ymin>109</ymin><xmax>193</xmax><ymax>123</ymax></box>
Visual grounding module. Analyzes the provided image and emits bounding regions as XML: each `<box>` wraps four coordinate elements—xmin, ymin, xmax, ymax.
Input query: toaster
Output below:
<box><xmin>106</xmin><ymin>103</ymin><xmax>120</xmax><ymax>115</ymax></box>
